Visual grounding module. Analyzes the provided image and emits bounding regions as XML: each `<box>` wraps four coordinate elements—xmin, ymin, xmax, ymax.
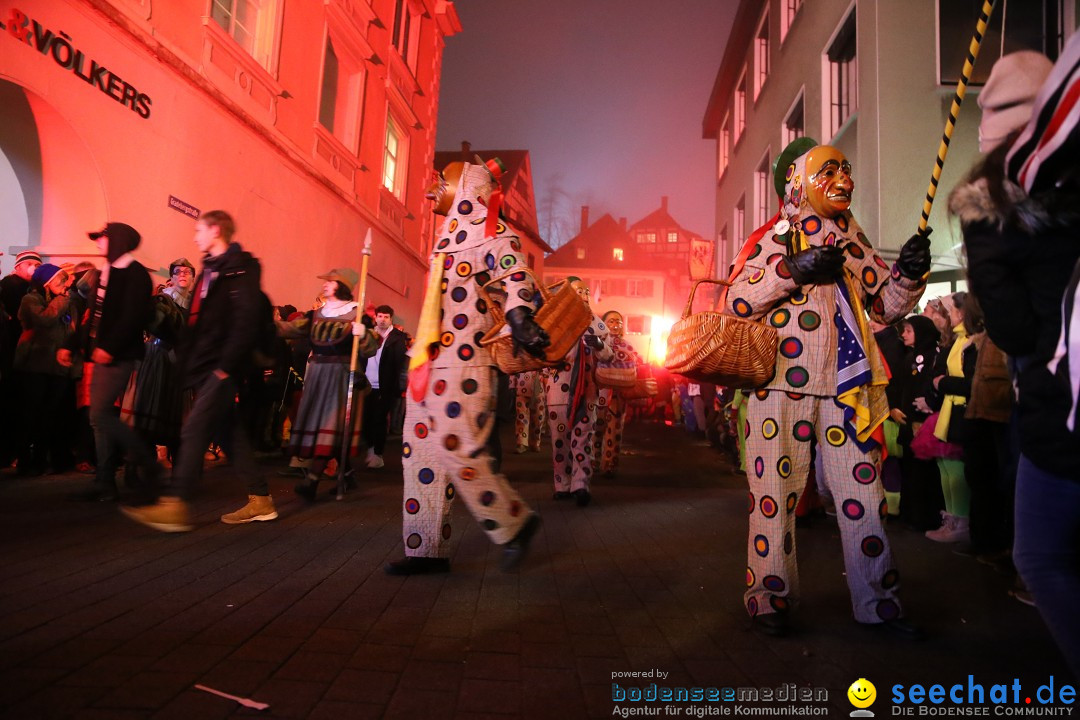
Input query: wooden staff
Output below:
<box><xmin>337</xmin><ymin>229</ymin><xmax>373</xmax><ymax>500</ymax></box>
<box><xmin>918</xmin><ymin>0</ymin><xmax>997</xmax><ymax>232</ymax></box>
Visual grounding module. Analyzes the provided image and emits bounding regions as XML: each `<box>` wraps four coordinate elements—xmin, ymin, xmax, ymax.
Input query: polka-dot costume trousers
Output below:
<box><xmin>547</xmin><ymin>402</ymin><xmax>597</xmax><ymax>493</ymax></box>
<box><xmin>744</xmin><ymin>390</ymin><xmax>902</xmax><ymax>624</ymax></box>
<box><xmin>514</xmin><ymin>373</ymin><xmax>544</xmax><ymax>451</ymax></box>
<box><xmin>594</xmin><ymin>398</ymin><xmax>626</xmax><ymax>475</ymax></box>
<box><xmin>401</xmin><ymin>365</ymin><xmax>532</xmax><ymax>556</ymax></box>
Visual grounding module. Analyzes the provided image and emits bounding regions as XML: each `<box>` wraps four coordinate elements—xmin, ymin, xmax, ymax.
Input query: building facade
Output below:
<box><xmin>0</xmin><ymin>0</ymin><xmax>461</xmax><ymax>325</ymax></box>
<box><xmin>704</xmin><ymin>0</ymin><xmax>1077</xmax><ymax>299</ymax></box>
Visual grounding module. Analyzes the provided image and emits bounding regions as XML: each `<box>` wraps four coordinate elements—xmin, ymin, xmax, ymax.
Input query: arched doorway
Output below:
<box><xmin>0</xmin><ymin>78</ymin><xmax>106</xmax><ymax>275</ymax></box>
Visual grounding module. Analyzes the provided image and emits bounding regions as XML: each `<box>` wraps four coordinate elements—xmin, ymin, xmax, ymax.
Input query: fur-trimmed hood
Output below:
<box><xmin>948</xmin><ymin>175</ymin><xmax>1052</xmax><ymax>234</ymax></box>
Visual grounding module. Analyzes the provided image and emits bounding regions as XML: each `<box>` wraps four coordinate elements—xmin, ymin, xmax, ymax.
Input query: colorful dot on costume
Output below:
<box><xmin>442</xmin><ymin>524</ymin><xmax>453</xmax><ymax>539</ymax></box>
<box><xmin>500</xmin><ymin>255</ymin><xmax>516</xmax><ymax>269</ymax></box>
<box><xmin>746</xmin><ymin>567</ymin><xmax>756</xmax><ymax>588</ymax></box>
<box><xmin>763</xmin><ymin>575</ymin><xmax>786</xmax><ymax>592</ymax></box>
<box><xmin>845</xmin><ymin>241</ymin><xmax>865</xmax><ymax>259</ymax></box>
<box><xmin>440</xmin><ymin>278</ymin><xmax>449</xmax><ymax>293</ymax></box>
<box><xmin>790</xmin><ymin>290</ymin><xmax>808</xmax><ymax>305</ymax></box>
<box><xmin>510</xmin><ymin>501</ymin><xmax>523</xmax><ymax>517</ymax></box>
<box><xmin>457</xmin><ymin>200</ymin><xmax>473</xmax><ymax>215</ymax></box>
<box><xmin>437</xmin><ymin>238</ymin><xmax>450</xmax><ymax>250</ymax></box>
<box><xmin>484</xmin><ymin>253</ymin><xmax>496</xmax><ymax>270</ymax></box>
<box><xmin>460</xmin><ymin>467</ymin><xmax>476</xmax><ymax>481</ymax></box>
<box><xmin>511</xmin><ymin>240</ymin><xmax>522</xmax><ymax>251</ymax></box>
<box><xmin>748</xmin><ymin>244</ymin><xmax>763</xmax><ymax>260</ymax></box>
<box><xmin>882</xmin><ymin>569</ymin><xmax>900</xmax><ymax>589</ymax></box>
<box><xmin>444</xmin><ymin>434</ymin><xmax>459</xmax><ymax>451</ymax></box>
<box><xmin>517</xmin><ymin>288</ymin><xmax>533</xmax><ymax>302</ymax></box>
<box><xmin>754</xmin><ymin>534</ymin><xmax>770</xmax><ymax>557</ymax></box>
<box><xmin>786</xmin><ymin>492</ymin><xmax>798</xmax><ymax>513</ymax></box>
<box><xmin>792</xmin><ymin>420</ymin><xmax>813</xmax><ymax>442</ymax></box>
<box><xmin>414</xmin><ymin>423</ymin><xmax>429</xmax><ymax>439</ymax></box>
<box><xmin>861</xmin><ymin>536</ymin><xmax>885</xmax><ymax>557</ymax></box>
<box><xmin>835</xmin><ymin>214</ymin><xmax>849</xmax><ymax>232</ymax></box>
<box><xmin>879</xmin><ymin>498</ymin><xmax>890</xmax><ymax>519</ymax></box>
<box><xmin>760</xmin><ymin>496</ymin><xmax>778</xmax><ymax>518</ymax></box>
<box><xmin>434</xmin><ymin>379</ymin><xmax>447</xmax><ymax>395</ymax></box>
<box><xmin>754</xmin><ymin>389</ymin><xmax>770</xmax><ymax>400</ymax></box>
<box><xmin>842</xmin><ymin>499</ymin><xmax>865</xmax><ymax>520</ymax></box>
<box><xmin>874</xmin><ymin>255</ymin><xmax>889</xmax><ymax>270</ymax></box>
<box><xmin>802</xmin><ymin>216</ymin><xmax>822</xmax><ymax>235</ymax></box>
<box><xmin>457</xmin><ymin>345</ymin><xmax>474</xmax><ymax>361</ymax></box>
<box><xmin>853</xmin><ymin>462</ymin><xmax>877</xmax><ymax>484</ymax></box>
<box><xmin>405</xmin><ymin>498</ymin><xmax>420</xmax><ymax>514</ymax></box>
<box><xmin>857</xmin><ymin>232</ymin><xmax>872</xmax><ymax>247</ymax></box>
<box><xmin>762</xmin><ymin>418</ymin><xmax>779</xmax><ymax>439</ymax></box>
<box><xmin>779</xmin><ymin>337</ymin><xmax>804</xmax><ymax>359</ymax></box>
<box><xmin>481</xmin><ymin>491</ymin><xmax>495</xmax><ymax>506</ymax></box>
<box><xmin>402</xmin><ymin>442</ymin><xmax>412</xmax><ymax>458</ymax></box>
<box><xmin>747</xmin><ymin>597</ymin><xmax>759</xmax><ymax>615</ymax></box>
<box><xmin>448</xmin><ymin>218</ymin><xmax>458</xmax><ymax>232</ymax></box>
<box><xmin>775</xmin><ymin>259</ymin><xmax>793</xmax><ymax>280</ymax></box>
<box><xmin>455</xmin><ymin>230</ymin><xmax>468</xmax><ymax>245</ymax></box>
<box><xmin>443</xmin><ymin>255</ymin><xmax>454</xmax><ymax>270</ymax></box>
<box><xmin>748</xmin><ymin>492</ymin><xmax>755</xmax><ymax>514</ymax></box>
<box><xmin>446</xmin><ymin>483</ymin><xmax>455</xmax><ymax>500</ymax></box>
<box><xmin>732</xmin><ymin>298</ymin><xmax>753</xmax><ymax>317</ymax></box>
<box><xmin>452</xmin><ymin>314</ymin><xmax>469</xmax><ymax>330</ymax></box>
<box><xmin>418</xmin><ymin>467</ymin><xmax>435</xmax><ymax>484</ymax></box>
<box><xmin>451</xmin><ymin>287</ymin><xmax>467</xmax><ymax>302</ymax></box>
<box><xmin>749</xmin><ymin>268</ymin><xmax>766</xmax><ymax>284</ymax></box>
<box><xmin>786</xmin><ymin>392</ymin><xmax>804</xmax><ymax>400</ymax></box>
<box><xmin>743</xmin><ymin>420</ymin><xmax>750</xmax><ymax>438</ymax></box>
<box><xmin>776</xmin><ymin>456</ymin><xmax>793</xmax><ymax>478</ymax></box>
<box><xmin>825</xmin><ymin>426</ymin><xmax>847</xmax><ymax>447</ymax></box>
<box><xmin>785</xmin><ymin>367</ymin><xmax>809</xmax><ymax>388</ymax></box>
<box><xmin>797</xmin><ymin>310</ymin><xmax>821</xmax><ymax>331</ymax></box>
<box><xmin>876</xmin><ymin>599</ymin><xmax>901</xmax><ymax>621</ymax></box>
<box><xmin>456</xmin><ymin>262</ymin><xmax>472</xmax><ymax>277</ymax></box>
<box><xmin>440</xmin><ymin>331</ymin><xmax>455</xmax><ymax>347</ymax></box>
<box><xmin>476</xmin><ymin>298</ymin><xmax>488</xmax><ymax>314</ymax></box>
<box><xmin>482</xmin><ymin>519</ymin><xmax>499</xmax><ymax>531</ymax></box>
<box><xmin>496</xmin><ymin>222</ymin><xmax>507</xmax><ymax>234</ymax></box>
<box><xmin>406</xmin><ymin>533</ymin><xmax>423</xmax><ymax>549</ymax></box>
<box><xmin>754</xmin><ymin>456</ymin><xmax>765</xmax><ymax>478</ymax></box>
<box><xmin>784</xmin><ymin>531</ymin><xmax>793</xmax><ymax>554</ymax></box>
<box><xmin>862</xmin><ymin>267</ymin><xmax>878</xmax><ymax>287</ymax></box>
<box><xmin>446</xmin><ymin>402</ymin><xmax>462</xmax><ymax>419</ymax></box>
<box><xmin>770</xmin><ymin>596</ymin><xmax>789</xmax><ymax>613</ymax></box>
<box><xmin>770</xmin><ymin>309</ymin><xmax>791</xmax><ymax>328</ymax></box>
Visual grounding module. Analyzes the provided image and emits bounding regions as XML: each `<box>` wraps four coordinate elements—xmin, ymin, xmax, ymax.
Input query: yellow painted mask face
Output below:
<box><xmin>426</xmin><ymin>162</ymin><xmax>465</xmax><ymax>216</ymax></box>
<box><xmin>604</xmin><ymin>312</ymin><xmax>624</xmax><ymax>337</ymax></box>
<box><xmin>805</xmin><ymin>145</ymin><xmax>853</xmax><ymax>218</ymax></box>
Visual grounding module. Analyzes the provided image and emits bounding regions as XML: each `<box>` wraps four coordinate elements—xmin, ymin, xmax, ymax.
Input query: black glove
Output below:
<box><xmin>505</xmin><ymin>306</ymin><xmax>550</xmax><ymax>359</ymax></box>
<box><xmin>897</xmin><ymin>227</ymin><xmax>933</xmax><ymax>280</ymax></box>
<box><xmin>783</xmin><ymin>245</ymin><xmax>846</xmax><ymax>285</ymax></box>
<box><xmin>583</xmin><ymin>333</ymin><xmax>604</xmax><ymax>352</ymax></box>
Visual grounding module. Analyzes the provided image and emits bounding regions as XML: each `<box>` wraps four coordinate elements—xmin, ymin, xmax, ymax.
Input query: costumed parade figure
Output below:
<box><xmin>385</xmin><ymin>158</ymin><xmax>548</xmax><ymax>575</ymax></box>
<box><xmin>512</xmin><ymin>369</ymin><xmax>545</xmax><ymax>454</ymax></box>
<box><xmin>727</xmin><ymin>138</ymin><xmax>932</xmax><ymax>637</ymax></box>
<box><xmin>593</xmin><ymin>310</ymin><xmax>640</xmax><ymax>478</ymax></box>
<box><xmin>543</xmin><ymin>279</ymin><xmax>612</xmax><ymax>506</ymax></box>
<box><xmin>278</xmin><ymin>268</ymin><xmax>378</xmax><ymax>500</ymax></box>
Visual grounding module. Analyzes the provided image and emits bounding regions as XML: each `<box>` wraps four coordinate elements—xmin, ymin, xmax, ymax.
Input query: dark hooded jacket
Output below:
<box><xmin>948</xmin><ymin>146</ymin><xmax>1080</xmax><ymax>478</ymax></box>
<box><xmin>180</xmin><ymin>242</ymin><xmax>262</xmax><ymax>388</ymax></box>
<box><xmin>899</xmin><ymin>315</ymin><xmax>940</xmax><ymax>426</ymax></box>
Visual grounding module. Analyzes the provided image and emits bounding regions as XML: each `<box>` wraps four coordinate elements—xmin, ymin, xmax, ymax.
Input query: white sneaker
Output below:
<box><xmin>366</xmin><ymin>453</ymin><xmax>385</xmax><ymax>469</ymax></box>
<box><xmin>925</xmin><ymin>512</ymin><xmax>966</xmax><ymax>542</ymax></box>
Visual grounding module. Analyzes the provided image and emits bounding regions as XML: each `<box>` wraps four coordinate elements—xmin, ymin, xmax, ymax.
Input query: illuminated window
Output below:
<box><xmin>627</xmin><ymin>278</ymin><xmax>654</xmax><ymax>298</ymax></box>
<box><xmin>783</xmin><ymin>90</ymin><xmax>805</xmax><ymax>147</ymax></box>
<box><xmin>781</xmin><ymin>0</ymin><xmax>803</xmax><ymax>43</ymax></box>
<box><xmin>318</xmin><ymin>36</ymin><xmax>365</xmax><ymax>151</ymax></box>
<box><xmin>637</xmin><ymin>232</ymin><xmax>657</xmax><ymax>243</ymax></box>
<box><xmin>613</xmin><ymin>247</ymin><xmax>624</xmax><ymax>261</ymax></box>
<box><xmin>755</xmin><ymin>149</ymin><xmax>773</xmax><ymax>227</ymax></box>
<box><xmin>754</xmin><ymin>9</ymin><xmax>770</xmax><ymax>100</ymax></box>
<box><xmin>825</xmin><ymin>8</ymin><xmax>858</xmax><ymax>138</ymax></box>
<box><xmin>719</xmin><ymin>113</ymin><xmax>731</xmax><ymax>179</ymax></box>
<box><xmin>938</xmin><ymin>0</ymin><xmax>1069</xmax><ymax>81</ymax></box>
<box><xmin>734</xmin><ymin>69</ymin><xmax>747</xmax><ymax>144</ymax></box>
<box><xmin>577</xmin><ymin>247</ymin><xmax>586</xmax><ymax>259</ymax></box>
<box><xmin>382</xmin><ymin>113</ymin><xmax>408</xmax><ymax>199</ymax></box>
<box><xmin>392</xmin><ymin>0</ymin><xmax>420</xmax><ymax>72</ymax></box>
<box><xmin>210</xmin><ymin>0</ymin><xmax>281</xmax><ymax>71</ymax></box>
<box><xmin>627</xmin><ymin>315</ymin><xmax>646</xmax><ymax>334</ymax></box>
<box><xmin>667</xmin><ymin>232</ymin><xmax>678</xmax><ymax>243</ymax></box>
<box><xmin>734</xmin><ymin>195</ymin><xmax>745</xmax><ymax>243</ymax></box>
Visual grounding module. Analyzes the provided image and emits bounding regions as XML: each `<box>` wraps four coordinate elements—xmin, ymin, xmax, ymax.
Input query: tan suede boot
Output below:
<box><xmin>221</xmin><ymin>495</ymin><xmax>278</xmax><ymax>524</ymax></box>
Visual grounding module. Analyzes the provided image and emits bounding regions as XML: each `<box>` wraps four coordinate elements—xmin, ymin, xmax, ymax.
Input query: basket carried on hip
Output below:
<box><xmin>478</xmin><ymin>268</ymin><xmax>592</xmax><ymax>374</ymax></box>
<box><xmin>663</xmin><ymin>278</ymin><xmax>777</xmax><ymax>389</ymax></box>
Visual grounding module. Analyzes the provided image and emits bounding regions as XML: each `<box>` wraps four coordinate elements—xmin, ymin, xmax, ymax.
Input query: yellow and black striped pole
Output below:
<box><xmin>919</xmin><ymin>0</ymin><xmax>997</xmax><ymax>232</ymax></box>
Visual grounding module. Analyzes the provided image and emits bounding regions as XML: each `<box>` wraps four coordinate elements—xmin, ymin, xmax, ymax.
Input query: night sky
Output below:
<box><xmin>435</xmin><ymin>1</ymin><xmax>737</xmax><ymax>249</ymax></box>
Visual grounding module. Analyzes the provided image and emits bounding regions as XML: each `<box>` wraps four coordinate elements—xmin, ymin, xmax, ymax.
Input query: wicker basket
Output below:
<box><xmin>478</xmin><ymin>269</ymin><xmax>592</xmax><ymax>374</ymax></box>
<box><xmin>595</xmin><ymin>366</ymin><xmax>637</xmax><ymax>389</ymax></box>
<box><xmin>620</xmin><ymin>377</ymin><xmax>658</xmax><ymax>399</ymax></box>
<box><xmin>663</xmin><ymin>279</ymin><xmax>778</xmax><ymax>389</ymax></box>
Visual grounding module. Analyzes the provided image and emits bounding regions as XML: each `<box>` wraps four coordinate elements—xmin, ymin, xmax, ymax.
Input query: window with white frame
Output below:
<box><xmin>755</xmin><ymin>149</ymin><xmax>771</xmax><ymax>227</ymax></box>
<box><xmin>825</xmin><ymin>8</ymin><xmax>857</xmax><ymax>138</ymax></box>
<box><xmin>754</xmin><ymin>9</ymin><xmax>770</xmax><ymax>101</ymax></box>
<box><xmin>637</xmin><ymin>231</ymin><xmax>657</xmax><ymax>243</ymax></box>
<box><xmin>718</xmin><ymin>113</ymin><xmax>731</xmax><ymax>179</ymax></box>
<box><xmin>318</xmin><ymin>35</ymin><xmax>365</xmax><ymax>151</ymax></box>
<box><xmin>781</xmin><ymin>0</ymin><xmax>803</xmax><ymax>42</ymax></box>
<box><xmin>667</xmin><ymin>231</ymin><xmax>679</xmax><ymax>243</ymax></box>
<box><xmin>938</xmin><ymin>0</ymin><xmax>1071</xmax><ymax>83</ymax></box>
<box><xmin>734</xmin><ymin>195</ymin><xmax>745</xmax><ymax>244</ymax></box>
<box><xmin>392</xmin><ymin>0</ymin><xmax>420</xmax><ymax>72</ymax></box>
<box><xmin>210</xmin><ymin>0</ymin><xmax>281</xmax><ymax>71</ymax></box>
<box><xmin>734</xmin><ymin>69</ymin><xmax>747</xmax><ymax>144</ymax></box>
<box><xmin>382</xmin><ymin>112</ymin><xmax>408</xmax><ymax>200</ymax></box>
<box><xmin>783</xmin><ymin>90</ymin><xmax>805</xmax><ymax>147</ymax></box>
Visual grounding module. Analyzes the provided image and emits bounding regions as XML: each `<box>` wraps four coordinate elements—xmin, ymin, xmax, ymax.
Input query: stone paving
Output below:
<box><xmin>0</xmin><ymin>420</ymin><xmax>1070</xmax><ymax>719</ymax></box>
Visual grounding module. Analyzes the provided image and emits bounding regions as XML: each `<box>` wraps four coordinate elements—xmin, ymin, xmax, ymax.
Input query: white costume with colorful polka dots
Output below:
<box><xmin>728</xmin><ymin>150</ymin><xmax>926</xmax><ymax>623</ymax></box>
<box><xmin>513</xmin><ymin>370</ymin><xmax>544</xmax><ymax>451</ymax></box>
<box><xmin>544</xmin><ymin>315</ymin><xmax>612</xmax><ymax>493</ymax></box>
<box><xmin>594</xmin><ymin>336</ymin><xmax>642</xmax><ymax>476</ymax></box>
<box><xmin>400</xmin><ymin>163</ymin><xmax>537</xmax><ymax>556</ymax></box>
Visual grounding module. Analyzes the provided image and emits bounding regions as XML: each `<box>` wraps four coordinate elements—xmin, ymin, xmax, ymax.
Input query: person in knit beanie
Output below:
<box><xmin>977</xmin><ymin>50</ymin><xmax>1054</xmax><ymax>153</ymax></box>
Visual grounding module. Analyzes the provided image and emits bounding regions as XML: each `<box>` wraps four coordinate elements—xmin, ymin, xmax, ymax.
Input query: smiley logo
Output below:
<box><xmin>847</xmin><ymin>678</ymin><xmax>876</xmax><ymax>711</ymax></box>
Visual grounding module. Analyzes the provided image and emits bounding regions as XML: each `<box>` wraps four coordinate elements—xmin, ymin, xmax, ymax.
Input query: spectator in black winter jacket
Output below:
<box><xmin>896</xmin><ymin>315</ymin><xmax>945</xmax><ymax>531</ymax></box>
<box><xmin>58</xmin><ymin>223</ymin><xmax>158</xmax><ymax>501</ymax></box>
<box><xmin>121</xmin><ymin>210</ymin><xmax>275</xmax><ymax>533</ymax></box>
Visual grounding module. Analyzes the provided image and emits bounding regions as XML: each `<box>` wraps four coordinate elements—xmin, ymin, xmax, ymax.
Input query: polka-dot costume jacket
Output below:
<box><xmin>726</xmin><ymin>227</ymin><xmax>925</xmax><ymax>397</ymax></box>
<box><xmin>545</xmin><ymin>314</ymin><xmax>614</xmax><ymax>407</ymax></box>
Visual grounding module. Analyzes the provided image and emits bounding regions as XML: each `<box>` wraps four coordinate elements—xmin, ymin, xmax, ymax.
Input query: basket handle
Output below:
<box><xmin>681</xmin><ymin>279</ymin><xmax>732</xmax><ymax>319</ymax></box>
<box><xmin>476</xmin><ymin>267</ymin><xmax>553</xmax><ymax>321</ymax></box>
